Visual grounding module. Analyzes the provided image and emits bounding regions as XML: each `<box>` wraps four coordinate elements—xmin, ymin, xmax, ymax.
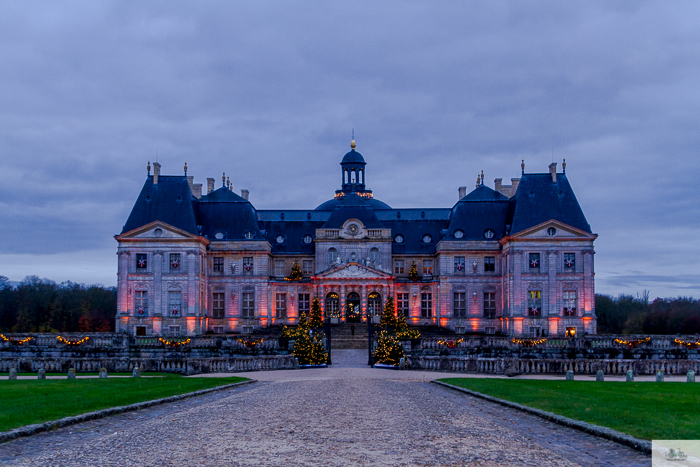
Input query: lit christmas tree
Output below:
<box><xmin>291</xmin><ymin>307</ymin><xmax>327</xmax><ymax>365</ymax></box>
<box><xmin>408</xmin><ymin>259</ymin><xmax>419</xmax><ymax>281</ymax></box>
<box><xmin>287</xmin><ymin>262</ymin><xmax>303</xmax><ymax>281</ymax></box>
<box><xmin>373</xmin><ymin>331</ymin><xmax>405</xmax><ymax>366</ymax></box>
<box><xmin>309</xmin><ymin>298</ymin><xmax>323</xmax><ymax>329</ymax></box>
<box><xmin>379</xmin><ymin>296</ymin><xmax>398</xmax><ymax>328</ymax></box>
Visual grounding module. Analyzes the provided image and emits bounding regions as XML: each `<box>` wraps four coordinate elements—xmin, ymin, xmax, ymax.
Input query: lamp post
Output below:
<box><xmin>325</xmin><ymin>307</ymin><xmax>332</xmax><ymax>365</ymax></box>
<box><xmin>367</xmin><ymin>309</ymin><xmax>374</xmax><ymax>366</ymax></box>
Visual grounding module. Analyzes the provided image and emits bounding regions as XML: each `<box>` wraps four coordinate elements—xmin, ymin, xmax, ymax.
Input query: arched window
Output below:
<box><xmin>344</xmin><ymin>170</ymin><xmax>348</xmax><ymax>184</ymax></box>
<box><xmin>368</xmin><ymin>292</ymin><xmax>382</xmax><ymax>316</ymax></box>
<box><xmin>369</xmin><ymin>247</ymin><xmax>379</xmax><ymax>263</ymax></box>
<box><xmin>351</xmin><ymin>169</ymin><xmax>356</xmax><ymax>184</ymax></box>
<box><xmin>328</xmin><ymin>248</ymin><xmax>338</xmax><ymax>264</ymax></box>
<box><xmin>359</xmin><ymin>169</ymin><xmax>363</xmax><ymax>184</ymax></box>
<box><xmin>326</xmin><ymin>292</ymin><xmax>339</xmax><ymax>318</ymax></box>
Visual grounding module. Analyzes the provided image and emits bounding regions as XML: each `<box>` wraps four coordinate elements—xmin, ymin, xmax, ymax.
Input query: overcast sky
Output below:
<box><xmin>0</xmin><ymin>1</ymin><xmax>698</xmax><ymax>298</ymax></box>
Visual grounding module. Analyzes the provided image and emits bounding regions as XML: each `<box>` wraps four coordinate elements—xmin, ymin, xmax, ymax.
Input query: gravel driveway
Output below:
<box><xmin>0</xmin><ymin>350</ymin><xmax>650</xmax><ymax>466</ymax></box>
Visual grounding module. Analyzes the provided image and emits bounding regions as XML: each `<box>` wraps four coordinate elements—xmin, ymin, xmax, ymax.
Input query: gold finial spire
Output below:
<box><xmin>480</xmin><ymin>170</ymin><xmax>484</xmax><ymax>185</ymax></box>
<box><xmin>350</xmin><ymin>139</ymin><xmax>356</xmax><ymax>150</ymax></box>
<box><xmin>476</xmin><ymin>174</ymin><xmax>480</xmax><ymax>188</ymax></box>
<box><xmin>184</xmin><ymin>162</ymin><xmax>188</xmax><ymax>175</ymax></box>
<box><xmin>521</xmin><ymin>159</ymin><xmax>525</xmax><ymax>174</ymax></box>
<box><xmin>227</xmin><ymin>176</ymin><xmax>231</xmax><ymax>190</ymax></box>
<box><xmin>147</xmin><ymin>161</ymin><xmax>151</xmax><ymax>175</ymax></box>
<box><xmin>562</xmin><ymin>158</ymin><xmax>566</xmax><ymax>173</ymax></box>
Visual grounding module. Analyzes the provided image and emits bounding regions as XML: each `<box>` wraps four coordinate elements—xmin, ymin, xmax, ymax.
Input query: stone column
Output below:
<box><xmin>548</xmin><ymin>250</ymin><xmax>557</xmax><ymax>317</ymax></box>
<box><xmin>154</xmin><ymin>251</ymin><xmax>163</xmax><ymax>317</ymax></box>
<box><xmin>187</xmin><ymin>251</ymin><xmax>196</xmax><ymax>316</ymax></box>
<box><xmin>118</xmin><ymin>250</ymin><xmax>130</xmax><ymax>315</ymax></box>
<box><xmin>513</xmin><ymin>250</ymin><xmax>522</xmax><ymax>316</ymax></box>
<box><xmin>361</xmin><ymin>285</ymin><xmax>367</xmax><ymax>321</ymax></box>
<box><xmin>340</xmin><ymin>284</ymin><xmax>346</xmax><ymax>322</ymax></box>
<box><xmin>583</xmin><ymin>249</ymin><xmax>593</xmax><ymax>316</ymax></box>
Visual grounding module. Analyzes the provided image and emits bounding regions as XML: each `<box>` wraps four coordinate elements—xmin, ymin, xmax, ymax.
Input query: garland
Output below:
<box><xmin>158</xmin><ymin>337</ymin><xmax>191</xmax><ymax>347</ymax></box>
<box><xmin>1</xmin><ymin>334</ymin><xmax>34</xmax><ymax>345</ymax></box>
<box><xmin>614</xmin><ymin>337</ymin><xmax>650</xmax><ymax>348</ymax></box>
<box><xmin>57</xmin><ymin>336</ymin><xmax>90</xmax><ymax>345</ymax></box>
<box><xmin>396</xmin><ymin>329</ymin><xmax>421</xmax><ymax>340</ymax></box>
<box><xmin>512</xmin><ymin>338</ymin><xmax>547</xmax><ymax>347</ymax></box>
<box><xmin>237</xmin><ymin>338</ymin><xmax>263</xmax><ymax>348</ymax></box>
<box><xmin>437</xmin><ymin>338</ymin><xmax>464</xmax><ymax>349</ymax></box>
<box><xmin>675</xmin><ymin>338</ymin><xmax>700</xmax><ymax>349</ymax></box>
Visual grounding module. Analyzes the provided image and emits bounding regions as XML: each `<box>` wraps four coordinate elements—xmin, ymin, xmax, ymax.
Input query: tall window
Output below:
<box><xmin>564</xmin><ymin>253</ymin><xmax>575</xmax><ymax>272</ymax></box>
<box><xmin>328</xmin><ymin>248</ymin><xmax>338</xmax><ymax>265</ymax></box>
<box><xmin>169</xmin><ymin>253</ymin><xmax>181</xmax><ymax>271</ymax></box>
<box><xmin>484</xmin><ymin>256</ymin><xmax>495</xmax><ymax>273</ymax></box>
<box><xmin>168</xmin><ymin>325</ymin><xmax>180</xmax><ymax>336</ymax></box>
<box><xmin>326</xmin><ymin>292</ymin><xmax>339</xmax><ymax>318</ymax></box>
<box><xmin>484</xmin><ymin>292</ymin><xmax>496</xmax><ymax>318</ymax></box>
<box><xmin>529</xmin><ymin>253</ymin><xmax>540</xmax><ymax>272</ymax></box>
<box><xmin>368</xmin><ymin>293</ymin><xmax>381</xmax><ymax>316</ymax></box>
<box><xmin>213</xmin><ymin>257</ymin><xmax>224</xmax><ymax>273</ymax></box>
<box><xmin>394</xmin><ymin>259</ymin><xmax>405</xmax><ymax>275</ymax></box>
<box><xmin>421</xmin><ymin>293</ymin><xmax>432</xmax><ymax>318</ymax></box>
<box><xmin>528</xmin><ymin>290</ymin><xmax>541</xmax><ymax>316</ymax></box>
<box><xmin>397</xmin><ymin>293</ymin><xmax>409</xmax><ymax>317</ymax></box>
<box><xmin>454</xmin><ymin>256</ymin><xmax>465</xmax><ymax>274</ymax></box>
<box><xmin>563</xmin><ymin>290</ymin><xmax>577</xmax><ymax>316</ymax></box>
<box><xmin>243</xmin><ymin>257</ymin><xmax>253</xmax><ymax>275</ymax></box>
<box><xmin>302</xmin><ymin>259</ymin><xmax>314</xmax><ymax>275</ymax></box>
<box><xmin>298</xmin><ymin>293</ymin><xmax>310</xmax><ymax>316</ymax></box>
<box><xmin>242</xmin><ymin>292</ymin><xmax>255</xmax><ymax>318</ymax></box>
<box><xmin>212</xmin><ymin>292</ymin><xmax>225</xmax><ymax>318</ymax></box>
<box><xmin>135</xmin><ymin>290</ymin><xmax>148</xmax><ymax>316</ymax></box>
<box><xmin>274</xmin><ymin>260</ymin><xmax>285</xmax><ymax>277</ymax></box>
<box><xmin>168</xmin><ymin>291</ymin><xmax>181</xmax><ymax>317</ymax></box>
<box><xmin>136</xmin><ymin>254</ymin><xmax>147</xmax><ymax>271</ymax></box>
<box><xmin>453</xmin><ymin>292</ymin><xmax>466</xmax><ymax>318</ymax></box>
<box><xmin>423</xmin><ymin>259</ymin><xmax>433</xmax><ymax>275</ymax></box>
<box><xmin>369</xmin><ymin>247</ymin><xmax>379</xmax><ymax>264</ymax></box>
<box><xmin>275</xmin><ymin>293</ymin><xmax>287</xmax><ymax>318</ymax></box>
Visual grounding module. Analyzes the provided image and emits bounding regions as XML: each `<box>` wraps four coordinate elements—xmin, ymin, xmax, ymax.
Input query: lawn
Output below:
<box><xmin>438</xmin><ymin>378</ymin><xmax>700</xmax><ymax>440</ymax></box>
<box><xmin>0</xmin><ymin>375</ymin><xmax>248</xmax><ymax>432</ymax></box>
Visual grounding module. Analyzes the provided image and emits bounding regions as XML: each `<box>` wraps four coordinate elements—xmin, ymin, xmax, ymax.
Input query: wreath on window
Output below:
<box><xmin>565</xmin><ymin>259</ymin><xmax>574</xmax><ymax>268</ymax></box>
<box><xmin>529</xmin><ymin>307</ymin><xmax>540</xmax><ymax>315</ymax></box>
<box><xmin>455</xmin><ymin>263</ymin><xmax>464</xmax><ymax>271</ymax></box>
<box><xmin>138</xmin><ymin>259</ymin><xmax>147</xmax><ymax>268</ymax></box>
<box><xmin>171</xmin><ymin>260</ymin><xmax>180</xmax><ymax>269</ymax></box>
<box><xmin>171</xmin><ymin>308</ymin><xmax>180</xmax><ymax>316</ymax></box>
<box><xmin>244</xmin><ymin>263</ymin><xmax>252</xmax><ymax>271</ymax></box>
<box><xmin>137</xmin><ymin>307</ymin><xmax>146</xmax><ymax>315</ymax></box>
<box><xmin>530</xmin><ymin>259</ymin><xmax>539</xmax><ymax>268</ymax></box>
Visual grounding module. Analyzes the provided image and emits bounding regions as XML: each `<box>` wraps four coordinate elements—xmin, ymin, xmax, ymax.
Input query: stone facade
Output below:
<box><xmin>116</xmin><ymin>143</ymin><xmax>597</xmax><ymax>337</ymax></box>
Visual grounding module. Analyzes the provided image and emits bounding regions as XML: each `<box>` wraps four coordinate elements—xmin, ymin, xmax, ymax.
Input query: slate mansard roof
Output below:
<box><xmin>120</xmin><ymin>149</ymin><xmax>592</xmax><ymax>253</ymax></box>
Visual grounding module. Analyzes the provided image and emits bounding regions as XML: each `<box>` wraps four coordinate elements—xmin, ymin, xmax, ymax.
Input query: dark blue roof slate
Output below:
<box><xmin>197</xmin><ymin>187</ymin><xmax>263</xmax><ymax>241</ymax></box>
<box><xmin>321</xmin><ymin>193</ymin><xmax>385</xmax><ymax>229</ymax></box>
<box><xmin>374</xmin><ymin>209</ymin><xmax>451</xmax><ymax>221</ymax></box>
<box><xmin>315</xmin><ymin>195</ymin><xmax>391</xmax><ymax>210</ymax></box>
<box><xmin>507</xmin><ymin>173</ymin><xmax>592</xmax><ymax>234</ymax></box>
<box><xmin>259</xmin><ymin>220</ymin><xmax>326</xmax><ymax>254</ymax></box>
<box><xmin>445</xmin><ymin>185</ymin><xmax>509</xmax><ymax>241</ymax></box>
<box><xmin>341</xmin><ymin>149</ymin><xmax>366</xmax><ymax>164</ymax></box>
<box><xmin>198</xmin><ymin>187</ymin><xmax>248</xmax><ymax>203</ymax></box>
<box><xmin>380</xmin><ymin>220</ymin><xmax>447</xmax><ymax>254</ymax></box>
<box><xmin>258</xmin><ymin>210</ymin><xmax>331</xmax><ymax>222</ymax></box>
<box><xmin>121</xmin><ymin>176</ymin><xmax>199</xmax><ymax>235</ymax></box>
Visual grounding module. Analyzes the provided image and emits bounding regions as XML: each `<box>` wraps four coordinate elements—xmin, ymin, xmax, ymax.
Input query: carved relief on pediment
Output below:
<box><xmin>322</xmin><ymin>263</ymin><xmax>388</xmax><ymax>279</ymax></box>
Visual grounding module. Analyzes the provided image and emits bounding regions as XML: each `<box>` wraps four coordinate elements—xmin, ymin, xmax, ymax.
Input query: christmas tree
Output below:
<box><xmin>291</xmin><ymin>307</ymin><xmax>328</xmax><ymax>365</ymax></box>
<box><xmin>309</xmin><ymin>298</ymin><xmax>323</xmax><ymax>329</ymax></box>
<box><xmin>408</xmin><ymin>259</ymin><xmax>419</xmax><ymax>281</ymax></box>
<box><xmin>287</xmin><ymin>262</ymin><xmax>303</xmax><ymax>281</ymax></box>
<box><xmin>379</xmin><ymin>296</ymin><xmax>398</xmax><ymax>328</ymax></box>
<box><xmin>373</xmin><ymin>331</ymin><xmax>405</xmax><ymax>366</ymax></box>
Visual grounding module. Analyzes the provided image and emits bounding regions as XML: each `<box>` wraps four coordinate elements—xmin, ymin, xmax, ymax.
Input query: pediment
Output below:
<box><xmin>509</xmin><ymin>220</ymin><xmax>597</xmax><ymax>240</ymax></box>
<box><xmin>319</xmin><ymin>262</ymin><xmax>392</xmax><ymax>279</ymax></box>
<box><xmin>116</xmin><ymin>221</ymin><xmax>200</xmax><ymax>241</ymax></box>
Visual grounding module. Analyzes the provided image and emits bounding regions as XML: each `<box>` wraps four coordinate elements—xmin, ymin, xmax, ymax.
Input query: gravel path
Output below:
<box><xmin>0</xmin><ymin>351</ymin><xmax>650</xmax><ymax>466</ymax></box>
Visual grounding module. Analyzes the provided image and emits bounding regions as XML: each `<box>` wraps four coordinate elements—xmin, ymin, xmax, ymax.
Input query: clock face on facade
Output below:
<box><xmin>347</xmin><ymin>224</ymin><xmax>359</xmax><ymax>235</ymax></box>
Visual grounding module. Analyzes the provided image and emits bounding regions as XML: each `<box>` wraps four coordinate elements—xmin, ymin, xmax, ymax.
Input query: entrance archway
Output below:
<box><xmin>346</xmin><ymin>292</ymin><xmax>361</xmax><ymax>323</ymax></box>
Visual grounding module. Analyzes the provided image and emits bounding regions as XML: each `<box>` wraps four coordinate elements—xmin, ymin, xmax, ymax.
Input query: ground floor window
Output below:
<box><xmin>212</xmin><ymin>326</ymin><xmax>225</xmax><ymax>334</ymax></box>
<box><xmin>528</xmin><ymin>290</ymin><xmax>541</xmax><ymax>316</ymax></box>
<box><xmin>242</xmin><ymin>292</ymin><xmax>255</xmax><ymax>318</ymax></box>
<box><xmin>135</xmin><ymin>290</ymin><xmax>148</xmax><ymax>316</ymax></box>
<box><xmin>566</xmin><ymin>327</ymin><xmax>577</xmax><ymax>338</ymax></box>
<box><xmin>484</xmin><ymin>292</ymin><xmax>496</xmax><ymax>318</ymax></box>
<box><xmin>453</xmin><ymin>292</ymin><xmax>466</xmax><ymax>318</ymax></box>
<box><xmin>213</xmin><ymin>292</ymin><xmax>225</xmax><ymax>318</ymax></box>
<box><xmin>169</xmin><ymin>291</ymin><xmax>181</xmax><ymax>317</ymax></box>
<box><xmin>563</xmin><ymin>290</ymin><xmax>577</xmax><ymax>316</ymax></box>
<box><xmin>169</xmin><ymin>325</ymin><xmax>181</xmax><ymax>336</ymax></box>
<box><xmin>529</xmin><ymin>326</ymin><xmax>541</xmax><ymax>338</ymax></box>
<box><xmin>397</xmin><ymin>293</ymin><xmax>409</xmax><ymax>317</ymax></box>
<box><xmin>135</xmin><ymin>326</ymin><xmax>146</xmax><ymax>336</ymax></box>
<box><xmin>276</xmin><ymin>293</ymin><xmax>287</xmax><ymax>318</ymax></box>
<box><xmin>326</xmin><ymin>292</ymin><xmax>340</xmax><ymax>318</ymax></box>
<box><xmin>298</xmin><ymin>293</ymin><xmax>310</xmax><ymax>316</ymax></box>
<box><xmin>421</xmin><ymin>293</ymin><xmax>432</xmax><ymax>318</ymax></box>
<box><xmin>368</xmin><ymin>292</ymin><xmax>382</xmax><ymax>316</ymax></box>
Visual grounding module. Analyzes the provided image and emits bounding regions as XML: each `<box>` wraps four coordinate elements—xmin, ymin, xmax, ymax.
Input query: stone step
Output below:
<box><xmin>332</xmin><ymin>338</ymin><xmax>370</xmax><ymax>349</ymax></box>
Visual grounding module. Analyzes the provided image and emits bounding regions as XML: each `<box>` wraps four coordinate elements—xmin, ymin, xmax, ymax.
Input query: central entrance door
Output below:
<box><xmin>346</xmin><ymin>292</ymin><xmax>362</xmax><ymax>323</ymax></box>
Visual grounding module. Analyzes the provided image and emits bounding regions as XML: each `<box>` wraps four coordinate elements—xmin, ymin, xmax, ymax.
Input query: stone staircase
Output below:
<box><xmin>330</xmin><ymin>323</ymin><xmax>369</xmax><ymax>349</ymax></box>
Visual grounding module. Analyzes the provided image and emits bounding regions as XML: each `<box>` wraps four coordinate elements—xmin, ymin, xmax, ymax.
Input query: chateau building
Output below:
<box><xmin>115</xmin><ymin>141</ymin><xmax>597</xmax><ymax>338</ymax></box>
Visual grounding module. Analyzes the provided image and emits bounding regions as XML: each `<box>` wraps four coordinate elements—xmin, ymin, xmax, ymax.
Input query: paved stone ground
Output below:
<box><xmin>0</xmin><ymin>351</ymin><xmax>651</xmax><ymax>466</ymax></box>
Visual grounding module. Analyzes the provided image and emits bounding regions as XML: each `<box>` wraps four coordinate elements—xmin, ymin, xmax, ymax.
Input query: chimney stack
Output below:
<box><xmin>207</xmin><ymin>178</ymin><xmax>215</xmax><ymax>194</ymax></box>
<box><xmin>241</xmin><ymin>189</ymin><xmax>249</xmax><ymax>201</ymax></box>
<box><xmin>549</xmin><ymin>162</ymin><xmax>557</xmax><ymax>183</ymax></box>
<box><xmin>494</xmin><ymin>178</ymin><xmax>503</xmax><ymax>194</ymax></box>
<box><xmin>458</xmin><ymin>186</ymin><xmax>466</xmax><ymax>200</ymax></box>
<box><xmin>153</xmin><ymin>162</ymin><xmax>161</xmax><ymax>184</ymax></box>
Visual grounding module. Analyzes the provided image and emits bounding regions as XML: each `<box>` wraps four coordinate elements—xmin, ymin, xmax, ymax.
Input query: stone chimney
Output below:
<box><xmin>511</xmin><ymin>178</ymin><xmax>520</xmax><ymax>191</ymax></box>
<box><xmin>549</xmin><ymin>162</ymin><xmax>557</xmax><ymax>183</ymax></box>
<box><xmin>192</xmin><ymin>183</ymin><xmax>202</xmax><ymax>199</ymax></box>
<box><xmin>153</xmin><ymin>162</ymin><xmax>161</xmax><ymax>184</ymax></box>
<box><xmin>458</xmin><ymin>186</ymin><xmax>466</xmax><ymax>200</ymax></box>
<box><xmin>241</xmin><ymin>189</ymin><xmax>249</xmax><ymax>201</ymax></box>
<box><xmin>494</xmin><ymin>178</ymin><xmax>503</xmax><ymax>194</ymax></box>
<box><xmin>207</xmin><ymin>178</ymin><xmax>215</xmax><ymax>194</ymax></box>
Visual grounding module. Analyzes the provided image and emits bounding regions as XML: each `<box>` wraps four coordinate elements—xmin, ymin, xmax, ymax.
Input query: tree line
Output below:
<box><xmin>596</xmin><ymin>293</ymin><xmax>700</xmax><ymax>335</ymax></box>
<box><xmin>0</xmin><ymin>276</ymin><xmax>116</xmax><ymax>333</ymax></box>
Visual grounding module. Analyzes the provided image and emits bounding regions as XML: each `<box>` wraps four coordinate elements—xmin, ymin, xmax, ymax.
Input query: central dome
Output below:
<box><xmin>342</xmin><ymin>148</ymin><xmax>365</xmax><ymax>164</ymax></box>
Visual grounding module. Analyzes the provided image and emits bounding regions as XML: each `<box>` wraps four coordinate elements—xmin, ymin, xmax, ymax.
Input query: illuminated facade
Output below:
<box><xmin>115</xmin><ymin>141</ymin><xmax>597</xmax><ymax>337</ymax></box>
